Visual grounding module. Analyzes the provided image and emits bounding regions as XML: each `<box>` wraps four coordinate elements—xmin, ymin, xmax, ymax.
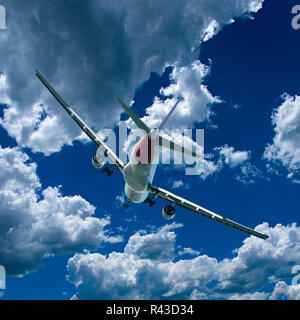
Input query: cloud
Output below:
<box><xmin>178</xmin><ymin>247</ymin><xmax>201</xmax><ymax>256</ymax></box>
<box><xmin>264</xmin><ymin>94</ymin><xmax>300</xmax><ymax>182</ymax></box>
<box><xmin>202</xmin><ymin>20</ymin><xmax>221</xmax><ymax>42</ymax></box>
<box><xmin>116</xmin><ymin>194</ymin><xmax>126</xmax><ymax>207</ymax></box>
<box><xmin>67</xmin><ymin>223</ymin><xmax>184</xmax><ymax>299</ymax></box>
<box><xmin>228</xmin><ymin>291</ymin><xmax>269</xmax><ymax>300</ymax></box>
<box><xmin>270</xmin><ymin>281</ymin><xmax>300</xmax><ymax>300</ymax></box>
<box><xmin>0</xmin><ymin>101</ymin><xmax>82</xmax><ymax>155</ymax></box>
<box><xmin>67</xmin><ymin>222</ymin><xmax>300</xmax><ymax>300</ymax></box>
<box><xmin>124</xmin><ymin>223</ymin><xmax>183</xmax><ymax>262</ymax></box>
<box><xmin>172</xmin><ymin>180</ymin><xmax>185</xmax><ymax>189</ymax></box>
<box><xmin>212</xmin><ymin>145</ymin><xmax>263</xmax><ymax>184</ymax></box>
<box><xmin>229</xmin><ymin>282</ymin><xmax>300</xmax><ymax>300</ymax></box>
<box><xmin>129</xmin><ymin>141</ymin><xmax>260</xmax><ymax>183</ymax></box>
<box><xmin>0</xmin><ymin>146</ymin><xmax>122</xmax><ymax>276</ymax></box>
<box><xmin>140</xmin><ymin>62</ymin><xmax>221</xmax><ymax>130</ymax></box>
<box><xmin>217</xmin><ymin>145</ymin><xmax>250</xmax><ymax>168</ymax></box>
<box><xmin>234</xmin><ymin>162</ymin><xmax>263</xmax><ymax>184</ymax></box>
<box><xmin>170</xmin><ymin>180</ymin><xmax>191</xmax><ymax>190</ymax></box>
<box><xmin>165</xmin><ymin>144</ymin><xmax>261</xmax><ymax>183</ymax></box>
<box><xmin>0</xmin><ymin>73</ymin><xmax>11</xmax><ymax>105</ymax></box>
<box><xmin>0</xmin><ymin>0</ymin><xmax>264</xmax><ymax>155</ymax></box>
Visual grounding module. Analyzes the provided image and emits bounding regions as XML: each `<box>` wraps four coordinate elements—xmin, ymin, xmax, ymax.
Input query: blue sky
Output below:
<box><xmin>0</xmin><ymin>0</ymin><xmax>300</xmax><ymax>300</ymax></box>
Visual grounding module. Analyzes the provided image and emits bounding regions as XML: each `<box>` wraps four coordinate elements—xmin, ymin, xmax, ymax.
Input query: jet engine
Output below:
<box><xmin>92</xmin><ymin>153</ymin><xmax>105</xmax><ymax>169</ymax></box>
<box><xmin>162</xmin><ymin>205</ymin><xmax>176</xmax><ymax>220</ymax></box>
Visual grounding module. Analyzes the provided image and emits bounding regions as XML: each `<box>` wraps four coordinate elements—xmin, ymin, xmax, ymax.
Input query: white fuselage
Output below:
<box><xmin>123</xmin><ymin>129</ymin><xmax>158</xmax><ymax>203</ymax></box>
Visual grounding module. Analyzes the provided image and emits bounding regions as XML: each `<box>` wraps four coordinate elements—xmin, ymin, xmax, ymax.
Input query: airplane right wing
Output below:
<box><xmin>36</xmin><ymin>70</ymin><xmax>125</xmax><ymax>172</ymax></box>
<box><xmin>148</xmin><ymin>183</ymin><xmax>269</xmax><ymax>240</ymax></box>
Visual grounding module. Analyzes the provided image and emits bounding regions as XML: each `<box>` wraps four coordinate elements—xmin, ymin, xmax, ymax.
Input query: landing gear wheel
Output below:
<box><xmin>102</xmin><ymin>166</ymin><xmax>114</xmax><ymax>176</ymax></box>
<box><xmin>144</xmin><ymin>197</ymin><xmax>156</xmax><ymax>207</ymax></box>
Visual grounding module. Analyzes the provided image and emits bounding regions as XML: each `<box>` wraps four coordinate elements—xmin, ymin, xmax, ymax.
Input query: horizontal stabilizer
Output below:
<box><xmin>159</xmin><ymin>135</ymin><xmax>202</xmax><ymax>158</ymax></box>
<box><xmin>116</xmin><ymin>96</ymin><xmax>201</xmax><ymax>158</ymax></box>
<box><xmin>116</xmin><ymin>97</ymin><xmax>150</xmax><ymax>134</ymax></box>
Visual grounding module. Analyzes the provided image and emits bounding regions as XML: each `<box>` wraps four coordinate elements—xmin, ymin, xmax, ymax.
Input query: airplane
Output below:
<box><xmin>35</xmin><ymin>70</ymin><xmax>269</xmax><ymax>240</ymax></box>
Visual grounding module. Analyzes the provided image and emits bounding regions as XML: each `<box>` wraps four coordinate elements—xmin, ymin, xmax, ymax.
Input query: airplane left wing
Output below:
<box><xmin>36</xmin><ymin>70</ymin><xmax>124</xmax><ymax>172</ymax></box>
<box><xmin>147</xmin><ymin>183</ymin><xmax>269</xmax><ymax>240</ymax></box>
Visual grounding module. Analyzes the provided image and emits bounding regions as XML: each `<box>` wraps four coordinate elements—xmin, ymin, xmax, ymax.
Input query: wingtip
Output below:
<box><xmin>35</xmin><ymin>69</ymin><xmax>42</xmax><ymax>78</ymax></box>
<box><xmin>116</xmin><ymin>96</ymin><xmax>124</xmax><ymax>106</ymax></box>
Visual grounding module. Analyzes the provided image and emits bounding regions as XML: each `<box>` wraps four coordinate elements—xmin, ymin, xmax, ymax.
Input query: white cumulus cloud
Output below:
<box><xmin>0</xmin><ymin>146</ymin><xmax>121</xmax><ymax>276</ymax></box>
<box><xmin>264</xmin><ymin>94</ymin><xmax>300</xmax><ymax>182</ymax></box>
<box><xmin>0</xmin><ymin>0</ymin><xmax>265</xmax><ymax>155</ymax></box>
<box><xmin>140</xmin><ymin>62</ymin><xmax>221</xmax><ymax>131</ymax></box>
<box><xmin>67</xmin><ymin>222</ymin><xmax>300</xmax><ymax>300</ymax></box>
<box><xmin>217</xmin><ymin>145</ymin><xmax>250</xmax><ymax>168</ymax></box>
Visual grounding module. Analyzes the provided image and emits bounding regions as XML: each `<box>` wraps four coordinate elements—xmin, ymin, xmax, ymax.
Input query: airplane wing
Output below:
<box><xmin>35</xmin><ymin>70</ymin><xmax>124</xmax><ymax>172</ymax></box>
<box><xmin>147</xmin><ymin>183</ymin><xmax>269</xmax><ymax>240</ymax></box>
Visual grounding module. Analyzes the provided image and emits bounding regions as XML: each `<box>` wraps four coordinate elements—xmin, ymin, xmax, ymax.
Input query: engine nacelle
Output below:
<box><xmin>92</xmin><ymin>153</ymin><xmax>105</xmax><ymax>169</ymax></box>
<box><xmin>162</xmin><ymin>205</ymin><xmax>176</xmax><ymax>220</ymax></box>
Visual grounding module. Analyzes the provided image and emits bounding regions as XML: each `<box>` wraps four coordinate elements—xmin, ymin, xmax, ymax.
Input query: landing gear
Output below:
<box><xmin>144</xmin><ymin>197</ymin><xmax>156</xmax><ymax>207</ymax></box>
<box><xmin>102</xmin><ymin>166</ymin><xmax>114</xmax><ymax>176</ymax></box>
<box><xmin>123</xmin><ymin>200</ymin><xmax>131</xmax><ymax>209</ymax></box>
